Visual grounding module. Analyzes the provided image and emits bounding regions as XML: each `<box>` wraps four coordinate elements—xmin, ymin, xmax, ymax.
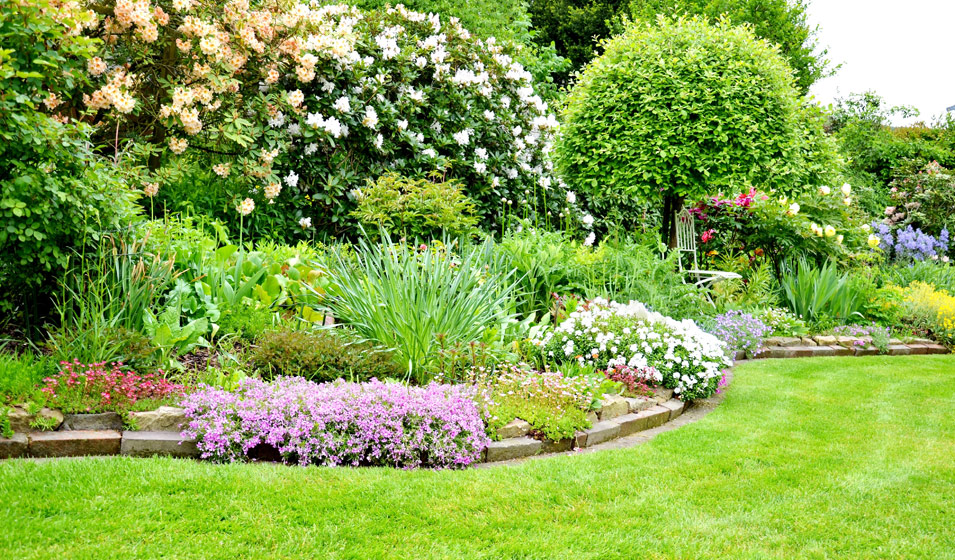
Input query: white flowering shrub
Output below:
<box><xmin>282</xmin><ymin>5</ymin><xmax>564</xmax><ymax>230</ymax></box>
<box><xmin>527</xmin><ymin>299</ymin><xmax>731</xmax><ymax>399</ymax></box>
<box><xmin>72</xmin><ymin>1</ymin><xmax>566</xmax><ymax>234</ymax></box>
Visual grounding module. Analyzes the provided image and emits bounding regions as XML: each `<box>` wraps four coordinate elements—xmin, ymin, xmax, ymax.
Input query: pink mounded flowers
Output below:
<box><xmin>180</xmin><ymin>377</ymin><xmax>489</xmax><ymax>469</ymax></box>
<box><xmin>41</xmin><ymin>361</ymin><xmax>184</xmax><ymax>413</ymax></box>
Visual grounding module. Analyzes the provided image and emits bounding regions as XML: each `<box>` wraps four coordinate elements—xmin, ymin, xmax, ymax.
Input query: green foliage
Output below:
<box><xmin>828</xmin><ymin>92</ymin><xmax>955</xmax><ymax>215</ymax></box>
<box><xmin>557</xmin><ymin>17</ymin><xmax>835</xmax><ymax>234</ymax></box>
<box><xmin>352</xmin><ymin>173</ymin><xmax>479</xmax><ymax>240</ymax></box>
<box><xmin>45</xmin><ymin>236</ymin><xmax>176</xmax><ymax>368</ymax></box>
<box><xmin>499</xmin><ymin>226</ymin><xmax>704</xmax><ymax>319</ymax></box>
<box><xmin>317</xmin><ymin>234</ymin><xmax>519</xmax><ymax>384</ymax></box>
<box><xmin>526</xmin><ymin>0</ymin><xmax>628</xmax><ymax>84</ymax></box>
<box><xmin>527</xmin><ymin>0</ymin><xmax>829</xmax><ymax>91</ymax></box>
<box><xmin>885</xmin><ymin>160</ymin><xmax>955</xmax><ymax>238</ymax></box>
<box><xmin>0</xmin><ymin>2</ymin><xmax>138</xmax><ymax>323</ymax></box>
<box><xmin>753</xmin><ymin>307</ymin><xmax>808</xmax><ymax>337</ymax></box>
<box><xmin>779</xmin><ymin>259</ymin><xmax>866</xmax><ymax>324</ymax></box>
<box><xmin>251</xmin><ymin>329</ymin><xmax>403</xmax><ymax>383</ymax></box>
<box><xmin>0</xmin><ymin>351</ymin><xmax>55</xmax><ymax>404</ymax></box>
<box><xmin>883</xmin><ymin>262</ymin><xmax>955</xmax><ymax>293</ymax></box>
<box><xmin>628</xmin><ymin>0</ymin><xmax>829</xmax><ymax>93</ymax></box>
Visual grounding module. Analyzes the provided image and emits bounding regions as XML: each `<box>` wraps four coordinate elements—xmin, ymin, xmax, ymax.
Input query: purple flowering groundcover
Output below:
<box><xmin>180</xmin><ymin>377</ymin><xmax>490</xmax><ymax>469</ymax></box>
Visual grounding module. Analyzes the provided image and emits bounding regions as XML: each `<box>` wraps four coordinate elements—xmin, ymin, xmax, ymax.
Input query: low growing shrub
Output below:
<box><xmin>40</xmin><ymin>361</ymin><xmax>185</xmax><ymax>414</ymax></box>
<box><xmin>352</xmin><ymin>173</ymin><xmax>479</xmax><ymax>240</ymax></box>
<box><xmin>181</xmin><ymin>377</ymin><xmax>489</xmax><ymax>468</ymax></box>
<box><xmin>708</xmin><ymin>311</ymin><xmax>772</xmax><ymax>358</ymax></box>
<box><xmin>754</xmin><ymin>307</ymin><xmax>809</xmax><ymax>336</ymax></box>
<box><xmin>527</xmin><ymin>299</ymin><xmax>730</xmax><ymax>399</ymax></box>
<box><xmin>900</xmin><ymin>282</ymin><xmax>955</xmax><ymax>344</ymax></box>
<box><xmin>0</xmin><ymin>351</ymin><xmax>56</xmax><ymax>404</ymax></box>
<box><xmin>251</xmin><ymin>329</ymin><xmax>402</xmax><ymax>383</ymax></box>
<box><xmin>469</xmin><ymin>363</ymin><xmax>606</xmax><ymax>441</ymax></box>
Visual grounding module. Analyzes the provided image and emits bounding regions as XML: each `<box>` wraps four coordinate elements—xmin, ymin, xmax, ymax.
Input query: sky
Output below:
<box><xmin>806</xmin><ymin>0</ymin><xmax>955</xmax><ymax>126</ymax></box>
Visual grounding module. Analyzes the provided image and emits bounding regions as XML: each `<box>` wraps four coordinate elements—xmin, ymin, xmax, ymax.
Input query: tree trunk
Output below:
<box><xmin>660</xmin><ymin>194</ymin><xmax>685</xmax><ymax>249</ymax></box>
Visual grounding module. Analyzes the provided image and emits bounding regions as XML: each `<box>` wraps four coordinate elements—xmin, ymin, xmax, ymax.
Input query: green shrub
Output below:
<box><xmin>318</xmin><ymin>234</ymin><xmax>519</xmax><ymax>384</ymax></box>
<box><xmin>352</xmin><ymin>173</ymin><xmax>479</xmax><ymax>240</ymax></box>
<box><xmin>499</xmin><ymin>226</ymin><xmax>704</xmax><ymax>319</ymax></box>
<box><xmin>0</xmin><ymin>1</ymin><xmax>138</xmax><ymax>324</ymax></box>
<box><xmin>556</xmin><ymin>16</ymin><xmax>836</xmax><ymax>240</ymax></box>
<box><xmin>251</xmin><ymin>329</ymin><xmax>402</xmax><ymax>383</ymax></box>
<box><xmin>885</xmin><ymin>160</ymin><xmax>955</xmax><ymax>239</ymax></box>
<box><xmin>779</xmin><ymin>259</ymin><xmax>867</xmax><ymax>324</ymax></box>
<box><xmin>0</xmin><ymin>351</ymin><xmax>56</xmax><ymax>404</ymax></box>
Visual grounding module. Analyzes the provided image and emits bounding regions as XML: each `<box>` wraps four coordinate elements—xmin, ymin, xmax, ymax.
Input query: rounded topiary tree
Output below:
<box><xmin>556</xmin><ymin>16</ymin><xmax>830</xmax><ymax>244</ymax></box>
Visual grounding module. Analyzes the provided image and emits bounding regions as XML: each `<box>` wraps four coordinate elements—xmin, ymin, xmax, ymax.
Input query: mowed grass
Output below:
<box><xmin>2</xmin><ymin>355</ymin><xmax>955</xmax><ymax>559</ymax></box>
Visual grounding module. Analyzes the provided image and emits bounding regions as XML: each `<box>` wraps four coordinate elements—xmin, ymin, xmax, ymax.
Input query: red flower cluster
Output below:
<box><xmin>605</xmin><ymin>365</ymin><xmax>659</xmax><ymax>396</ymax></box>
<box><xmin>41</xmin><ymin>361</ymin><xmax>185</xmax><ymax>413</ymax></box>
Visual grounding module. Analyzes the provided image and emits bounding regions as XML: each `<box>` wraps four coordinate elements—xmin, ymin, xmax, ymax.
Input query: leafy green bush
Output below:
<box><xmin>0</xmin><ymin>351</ymin><xmax>55</xmax><ymax>404</ymax></box>
<box><xmin>0</xmin><ymin>1</ymin><xmax>139</xmax><ymax>323</ymax></box>
<box><xmin>885</xmin><ymin>161</ymin><xmax>955</xmax><ymax>239</ymax></box>
<box><xmin>556</xmin><ymin>16</ymin><xmax>836</xmax><ymax>239</ymax></box>
<box><xmin>628</xmin><ymin>0</ymin><xmax>829</xmax><ymax>93</ymax></box>
<box><xmin>499</xmin><ymin>226</ymin><xmax>705</xmax><ymax>319</ymax></box>
<box><xmin>779</xmin><ymin>259</ymin><xmax>867</xmax><ymax>324</ymax></box>
<box><xmin>470</xmin><ymin>363</ymin><xmax>608</xmax><ymax>440</ymax></box>
<box><xmin>884</xmin><ymin>262</ymin><xmax>955</xmax><ymax>293</ymax></box>
<box><xmin>318</xmin><ymin>234</ymin><xmax>519</xmax><ymax>383</ymax></box>
<box><xmin>352</xmin><ymin>173</ymin><xmax>479</xmax><ymax>240</ymax></box>
<box><xmin>251</xmin><ymin>329</ymin><xmax>402</xmax><ymax>383</ymax></box>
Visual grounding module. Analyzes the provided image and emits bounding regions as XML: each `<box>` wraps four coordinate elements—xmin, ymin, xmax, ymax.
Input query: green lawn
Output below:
<box><xmin>2</xmin><ymin>355</ymin><xmax>955</xmax><ymax>559</ymax></box>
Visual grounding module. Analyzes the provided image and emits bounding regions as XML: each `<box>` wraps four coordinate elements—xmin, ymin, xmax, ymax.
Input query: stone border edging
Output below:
<box><xmin>748</xmin><ymin>336</ymin><xmax>949</xmax><ymax>360</ymax></box>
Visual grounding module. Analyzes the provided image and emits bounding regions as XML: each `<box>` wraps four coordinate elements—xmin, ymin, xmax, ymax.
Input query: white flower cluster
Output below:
<box><xmin>275</xmin><ymin>4</ymin><xmax>566</xmax><ymax>224</ymax></box>
<box><xmin>531</xmin><ymin>298</ymin><xmax>730</xmax><ymax>399</ymax></box>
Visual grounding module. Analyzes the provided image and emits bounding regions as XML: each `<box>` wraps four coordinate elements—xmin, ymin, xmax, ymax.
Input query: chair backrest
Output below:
<box><xmin>674</xmin><ymin>208</ymin><xmax>699</xmax><ymax>272</ymax></box>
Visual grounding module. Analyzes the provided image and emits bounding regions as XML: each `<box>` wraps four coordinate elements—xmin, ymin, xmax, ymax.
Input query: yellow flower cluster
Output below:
<box><xmin>902</xmin><ymin>282</ymin><xmax>955</xmax><ymax>343</ymax></box>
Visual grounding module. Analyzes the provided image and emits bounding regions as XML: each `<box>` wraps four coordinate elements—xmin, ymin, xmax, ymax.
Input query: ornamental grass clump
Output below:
<box><xmin>41</xmin><ymin>361</ymin><xmax>184</xmax><ymax>413</ymax></box>
<box><xmin>709</xmin><ymin>311</ymin><xmax>772</xmax><ymax>359</ymax></box>
<box><xmin>528</xmin><ymin>298</ymin><xmax>730</xmax><ymax>399</ymax></box>
<box><xmin>181</xmin><ymin>377</ymin><xmax>489</xmax><ymax>469</ymax></box>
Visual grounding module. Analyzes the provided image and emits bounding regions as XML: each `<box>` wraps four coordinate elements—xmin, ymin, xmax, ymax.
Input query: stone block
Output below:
<box><xmin>923</xmin><ymin>344</ymin><xmax>950</xmax><ymax>355</ymax></box>
<box><xmin>616</xmin><ymin>413</ymin><xmax>650</xmax><ymax>437</ymax></box>
<box><xmin>29</xmin><ymin>430</ymin><xmax>121</xmax><ymax>457</ymax></box>
<box><xmin>128</xmin><ymin>406</ymin><xmax>188</xmax><ymax>432</ymax></box>
<box><xmin>776</xmin><ymin>337</ymin><xmax>803</xmax><ymax>348</ymax></box>
<box><xmin>540</xmin><ymin>438</ymin><xmax>574</xmax><ymax>454</ymax></box>
<box><xmin>651</xmin><ymin>387</ymin><xmax>674</xmax><ymax>403</ymax></box>
<box><xmin>836</xmin><ymin>336</ymin><xmax>857</xmax><ymax>348</ymax></box>
<box><xmin>660</xmin><ymin>399</ymin><xmax>685</xmax><ymax>420</ymax></box>
<box><xmin>762</xmin><ymin>337</ymin><xmax>786</xmax><ymax>347</ymax></box>
<box><xmin>121</xmin><ymin>431</ymin><xmax>199</xmax><ymax>458</ymax></box>
<box><xmin>0</xmin><ymin>434</ymin><xmax>29</xmax><ymax>459</ymax></box>
<box><xmin>60</xmin><ymin>412</ymin><xmax>123</xmax><ymax>431</ymax></box>
<box><xmin>800</xmin><ymin>337</ymin><xmax>818</xmax><ymax>347</ymax></box>
<box><xmin>854</xmin><ymin>345</ymin><xmax>882</xmax><ymax>357</ymax></box>
<box><xmin>810</xmin><ymin>346</ymin><xmax>836</xmax><ymax>357</ymax></box>
<box><xmin>829</xmin><ymin>345</ymin><xmax>854</xmax><ymax>357</ymax></box>
<box><xmin>585</xmin><ymin>411</ymin><xmax>598</xmax><ymax>425</ymax></box>
<box><xmin>762</xmin><ymin>347</ymin><xmax>791</xmax><ymax>359</ymax></box>
<box><xmin>733</xmin><ymin>350</ymin><xmax>747</xmax><ymax>361</ymax></box>
<box><xmin>635</xmin><ymin>406</ymin><xmax>670</xmax><ymax>430</ymax></box>
<box><xmin>626</xmin><ymin>397</ymin><xmax>654</xmax><ymax>413</ymax></box>
<box><xmin>577</xmin><ymin>421</ymin><xmax>620</xmax><ymax>448</ymax></box>
<box><xmin>790</xmin><ymin>346</ymin><xmax>817</xmax><ymax>358</ymax></box>
<box><xmin>906</xmin><ymin>344</ymin><xmax>930</xmax><ymax>355</ymax></box>
<box><xmin>597</xmin><ymin>395</ymin><xmax>630</xmax><ymax>421</ymax></box>
<box><xmin>8</xmin><ymin>407</ymin><xmax>63</xmax><ymax>433</ymax></box>
<box><xmin>485</xmin><ymin>437</ymin><xmax>542</xmax><ymax>462</ymax></box>
<box><xmin>496</xmin><ymin>418</ymin><xmax>532</xmax><ymax>440</ymax></box>
<box><xmin>888</xmin><ymin>344</ymin><xmax>912</xmax><ymax>356</ymax></box>
<box><xmin>813</xmin><ymin>335</ymin><xmax>837</xmax><ymax>345</ymax></box>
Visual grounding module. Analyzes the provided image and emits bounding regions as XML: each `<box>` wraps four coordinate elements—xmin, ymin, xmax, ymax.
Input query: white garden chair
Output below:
<box><xmin>674</xmin><ymin>208</ymin><xmax>741</xmax><ymax>293</ymax></box>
